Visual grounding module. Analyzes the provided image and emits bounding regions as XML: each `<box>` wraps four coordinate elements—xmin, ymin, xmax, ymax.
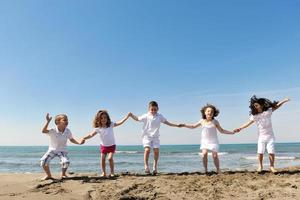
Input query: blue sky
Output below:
<box><xmin>0</xmin><ymin>0</ymin><xmax>300</xmax><ymax>145</ymax></box>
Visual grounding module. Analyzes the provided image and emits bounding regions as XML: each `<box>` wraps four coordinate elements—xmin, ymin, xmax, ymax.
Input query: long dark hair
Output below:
<box><xmin>249</xmin><ymin>95</ymin><xmax>278</xmax><ymax>115</ymax></box>
<box><xmin>93</xmin><ymin>110</ymin><xmax>112</xmax><ymax>128</ymax></box>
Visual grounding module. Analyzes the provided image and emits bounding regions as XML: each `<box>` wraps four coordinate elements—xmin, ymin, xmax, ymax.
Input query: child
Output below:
<box><xmin>181</xmin><ymin>104</ymin><xmax>235</xmax><ymax>174</ymax></box>
<box><xmin>40</xmin><ymin>113</ymin><xmax>84</xmax><ymax>180</ymax></box>
<box><xmin>234</xmin><ymin>96</ymin><xmax>290</xmax><ymax>173</ymax></box>
<box><xmin>81</xmin><ymin>110</ymin><xmax>131</xmax><ymax>177</ymax></box>
<box><xmin>130</xmin><ymin>101</ymin><xmax>182</xmax><ymax>175</ymax></box>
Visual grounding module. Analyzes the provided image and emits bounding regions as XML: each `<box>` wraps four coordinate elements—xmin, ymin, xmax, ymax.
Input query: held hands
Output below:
<box><xmin>233</xmin><ymin>128</ymin><xmax>241</xmax><ymax>133</ymax></box>
<box><xmin>46</xmin><ymin>113</ymin><xmax>52</xmax><ymax>123</ymax></box>
<box><xmin>79</xmin><ymin>138</ymin><xmax>85</xmax><ymax>145</ymax></box>
<box><xmin>127</xmin><ymin>112</ymin><xmax>133</xmax><ymax>118</ymax></box>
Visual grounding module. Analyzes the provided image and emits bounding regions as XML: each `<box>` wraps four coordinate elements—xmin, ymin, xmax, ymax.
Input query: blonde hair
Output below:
<box><xmin>93</xmin><ymin>110</ymin><xmax>111</xmax><ymax>128</ymax></box>
<box><xmin>55</xmin><ymin>114</ymin><xmax>68</xmax><ymax>125</ymax></box>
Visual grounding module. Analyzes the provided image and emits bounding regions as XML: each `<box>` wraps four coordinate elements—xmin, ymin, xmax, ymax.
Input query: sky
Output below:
<box><xmin>0</xmin><ymin>0</ymin><xmax>300</xmax><ymax>146</ymax></box>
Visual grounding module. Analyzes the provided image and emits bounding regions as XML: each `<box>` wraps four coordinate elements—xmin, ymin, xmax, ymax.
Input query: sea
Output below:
<box><xmin>1</xmin><ymin>143</ymin><xmax>300</xmax><ymax>174</ymax></box>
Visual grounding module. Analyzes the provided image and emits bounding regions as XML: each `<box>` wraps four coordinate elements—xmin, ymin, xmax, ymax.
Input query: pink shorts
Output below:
<box><xmin>100</xmin><ymin>145</ymin><xmax>116</xmax><ymax>154</ymax></box>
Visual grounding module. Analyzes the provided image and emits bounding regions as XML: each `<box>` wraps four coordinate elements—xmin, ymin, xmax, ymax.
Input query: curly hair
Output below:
<box><xmin>249</xmin><ymin>95</ymin><xmax>278</xmax><ymax>115</ymax></box>
<box><xmin>93</xmin><ymin>110</ymin><xmax>112</xmax><ymax>128</ymax></box>
<box><xmin>201</xmin><ymin>104</ymin><xmax>219</xmax><ymax>119</ymax></box>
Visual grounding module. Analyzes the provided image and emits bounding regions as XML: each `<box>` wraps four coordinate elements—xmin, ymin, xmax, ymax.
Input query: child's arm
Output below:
<box><xmin>114</xmin><ymin>113</ymin><xmax>131</xmax><ymax>127</ymax></box>
<box><xmin>42</xmin><ymin>113</ymin><xmax>52</xmax><ymax>134</ymax></box>
<box><xmin>181</xmin><ymin>121</ymin><xmax>202</xmax><ymax>129</ymax></box>
<box><xmin>82</xmin><ymin>131</ymin><xmax>98</xmax><ymax>141</ymax></box>
<box><xmin>163</xmin><ymin>120</ymin><xmax>181</xmax><ymax>127</ymax></box>
<box><xmin>129</xmin><ymin>113</ymin><xmax>139</xmax><ymax>121</ymax></box>
<box><xmin>273</xmin><ymin>97</ymin><xmax>290</xmax><ymax>111</ymax></box>
<box><xmin>69</xmin><ymin>138</ymin><xmax>84</xmax><ymax>145</ymax></box>
<box><xmin>234</xmin><ymin>120</ymin><xmax>254</xmax><ymax>133</ymax></box>
<box><xmin>214</xmin><ymin>120</ymin><xmax>234</xmax><ymax>134</ymax></box>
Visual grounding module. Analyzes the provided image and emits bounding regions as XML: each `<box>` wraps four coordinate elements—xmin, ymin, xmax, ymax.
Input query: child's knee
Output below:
<box><xmin>108</xmin><ymin>157</ymin><xmax>113</xmax><ymax>162</ymax></box>
<box><xmin>144</xmin><ymin>148</ymin><xmax>151</xmax><ymax>154</ymax></box>
<box><xmin>62</xmin><ymin>162</ymin><xmax>70</xmax><ymax>169</ymax></box>
<box><xmin>212</xmin><ymin>153</ymin><xmax>218</xmax><ymax>159</ymax></box>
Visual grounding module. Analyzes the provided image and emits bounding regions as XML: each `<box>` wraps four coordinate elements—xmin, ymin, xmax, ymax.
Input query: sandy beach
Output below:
<box><xmin>0</xmin><ymin>167</ymin><xmax>299</xmax><ymax>200</ymax></box>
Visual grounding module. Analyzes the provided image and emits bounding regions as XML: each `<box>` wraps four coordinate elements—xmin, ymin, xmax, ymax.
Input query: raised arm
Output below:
<box><xmin>114</xmin><ymin>113</ymin><xmax>131</xmax><ymax>127</ymax></box>
<box><xmin>42</xmin><ymin>113</ymin><xmax>52</xmax><ymax>134</ymax></box>
<box><xmin>181</xmin><ymin>120</ymin><xmax>202</xmax><ymax>129</ymax></box>
<box><xmin>273</xmin><ymin>97</ymin><xmax>290</xmax><ymax>111</ymax></box>
<box><xmin>214</xmin><ymin>120</ymin><xmax>234</xmax><ymax>134</ymax></box>
<box><xmin>234</xmin><ymin>120</ymin><xmax>254</xmax><ymax>133</ymax></box>
<box><xmin>129</xmin><ymin>113</ymin><xmax>139</xmax><ymax>121</ymax></box>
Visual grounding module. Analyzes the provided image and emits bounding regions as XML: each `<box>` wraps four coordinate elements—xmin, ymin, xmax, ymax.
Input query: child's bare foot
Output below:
<box><xmin>41</xmin><ymin>176</ymin><xmax>54</xmax><ymax>181</ymax></box>
<box><xmin>152</xmin><ymin>169</ymin><xmax>157</xmax><ymax>175</ymax></box>
<box><xmin>61</xmin><ymin>175</ymin><xmax>68</xmax><ymax>179</ymax></box>
<box><xmin>109</xmin><ymin>173</ymin><xmax>115</xmax><ymax>178</ymax></box>
<box><xmin>270</xmin><ymin>167</ymin><xmax>277</xmax><ymax>173</ymax></box>
<box><xmin>100</xmin><ymin>172</ymin><xmax>106</xmax><ymax>177</ymax></box>
<box><xmin>145</xmin><ymin>166</ymin><xmax>150</xmax><ymax>175</ymax></box>
<box><xmin>257</xmin><ymin>166</ymin><xmax>263</xmax><ymax>173</ymax></box>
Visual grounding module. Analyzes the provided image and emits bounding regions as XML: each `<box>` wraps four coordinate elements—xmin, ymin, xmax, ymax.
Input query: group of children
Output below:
<box><xmin>40</xmin><ymin>96</ymin><xmax>290</xmax><ymax>180</ymax></box>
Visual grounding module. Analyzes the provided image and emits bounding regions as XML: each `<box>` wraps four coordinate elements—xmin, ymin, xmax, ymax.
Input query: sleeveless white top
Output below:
<box><xmin>201</xmin><ymin>120</ymin><xmax>219</xmax><ymax>145</ymax></box>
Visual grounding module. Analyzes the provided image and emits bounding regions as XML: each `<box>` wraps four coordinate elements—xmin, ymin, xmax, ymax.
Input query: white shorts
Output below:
<box><xmin>40</xmin><ymin>150</ymin><xmax>70</xmax><ymax>168</ymax></box>
<box><xmin>200</xmin><ymin>143</ymin><xmax>219</xmax><ymax>152</ymax></box>
<box><xmin>257</xmin><ymin>140</ymin><xmax>275</xmax><ymax>154</ymax></box>
<box><xmin>143</xmin><ymin>137</ymin><xmax>160</xmax><ymax>149</ymax></box>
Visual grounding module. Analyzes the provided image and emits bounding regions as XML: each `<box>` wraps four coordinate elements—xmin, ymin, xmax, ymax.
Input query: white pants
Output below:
<box><xmin>257</xmin><ymin>140</ymin><xmax>275</xmax><ymax>154</ymax></box>
<box><xmin>143</xmin><ymin>137</ymin><xmax>160</xmax><ymax>148</ymax></box>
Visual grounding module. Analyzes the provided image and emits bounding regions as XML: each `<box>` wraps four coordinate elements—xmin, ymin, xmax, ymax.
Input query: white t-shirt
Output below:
<box><xmin>138</xmin><ymin>113</ymin><xmax>167</xmax><ymax>138</ymax></box>
<box><xmin>47</xmin><ymin>127</ymin><xmax>73</xmax><ymax>152</ymax></box>
<box><xmin>95</xmin><ymin>122</ymin><xmax>116</xmax><ymax>146</ymax></box>
<box><xmin>250</xmin><ymin>108</ymin><xmax>275</xmax><ymax>142</ymax></box>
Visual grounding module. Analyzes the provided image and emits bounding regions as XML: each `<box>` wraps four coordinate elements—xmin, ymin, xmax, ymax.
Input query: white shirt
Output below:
<box><xmin>95</xmin><ymin>122</ymin><xmax>116</xmax><ymax>146</ymax></box>
<box><xmin>138</xmin><ymin>113</ymin><xmax>167</xmax><ymax>138</ymax></box>
<box><xmin>201</xmin><ymin>120</ymin><xmax>219</xmax><ymax>145</ymax></box>
<box><xmin>47</xmin><ymin>127</ymin><xmax>73</xmax><ymax>152</ymax></box>
<box><xmin>250</xmin><ymin>108</ymin><xmax>275</xmax><ymax>142</ymax></box>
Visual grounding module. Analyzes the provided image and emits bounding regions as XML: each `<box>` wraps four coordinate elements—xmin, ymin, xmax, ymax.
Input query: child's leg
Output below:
<box><xmin>257</xmin><ymin>142</ymin><xmax>265</xmax><ymax>172</ymax></box>
<box><xmin>144</xmin><ymin>147</ymin><xmax>151</xmax><ymax>173</ymax></box>
<box><xmin>40</xmin><ymin>151</ymin><xmax>56</xmax><ymax>179</ymax></box>
<box><xmin>58</xmin><ymin>152</ymin><xmax>70</xmax><ymax>178</ymax></box>
<box><xmin>212</xmin><ymin>151</ymin><xmax>220</xmax><ymax>173</ymax></box>
<box><xmin>267</xmin><ymin>140</ymin><xmax>277</xmax><ymax>172</ymax></box>
<box><xmin>269</xmin><ymin>154</ymin><xmax>277</xmax><ymax>173</ymax></box>
<box><xmin>107</xmin><ymin>152</ymin><xmax>115</xmax><ymax>176</ymax></box>
<box><xmin>101</xmin><ymin>153</ymin><xmax>107</xmax><ymax>176</ymax></box>
<box><xmin>42</xmin><ymin>165</ymin><xmax>52</xmax><ymax>179</ymax></box>
<box><xmin>257</xmin><ymin>154</ymin><xmax>263</xmax><ymax>172</ymax></box>
<box><xmin>153</xmin><ymin>148</ymin><xmax>159</xmax><ymax>173</ymax></box>
<box><xmin>201</xmin><ymin>149</ymin><xmax>208</xmax><ymax>173</ymax></box>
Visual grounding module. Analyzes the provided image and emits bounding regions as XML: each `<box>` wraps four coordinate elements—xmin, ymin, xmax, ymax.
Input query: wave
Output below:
<box><xmin>116</xmin><ymin>151</ymin><xmax>140</xmax><ymax>154</ymax></box>
<box><xmin>243</xmin><ymin>156</ymin><xmax>297</xmax><ymax>160</ymax></box>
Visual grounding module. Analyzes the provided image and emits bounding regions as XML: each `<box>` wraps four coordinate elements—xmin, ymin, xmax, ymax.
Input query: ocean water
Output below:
<box><xmin>0</xmin><ymin>143</ymin><xmax>300</xmax><ymax>173</ymax></box>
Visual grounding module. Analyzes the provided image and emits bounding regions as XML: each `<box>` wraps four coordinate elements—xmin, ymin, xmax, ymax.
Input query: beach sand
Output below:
<box><xmin>1</xmin><ymin>167</ymin><xmax>300</xmax><ymax>200</ymax></box>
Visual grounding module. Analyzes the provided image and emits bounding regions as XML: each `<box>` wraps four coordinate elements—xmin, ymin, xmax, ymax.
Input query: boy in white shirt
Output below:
<box><xmin>130</xmin><ymin>101</ymin><xmax>182</xmax><ymax>175</ymax></box>
<box><xmin>40</xmin><ymin>113</ymin><xmax>84</xmax><ymax>180</ymax></box>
